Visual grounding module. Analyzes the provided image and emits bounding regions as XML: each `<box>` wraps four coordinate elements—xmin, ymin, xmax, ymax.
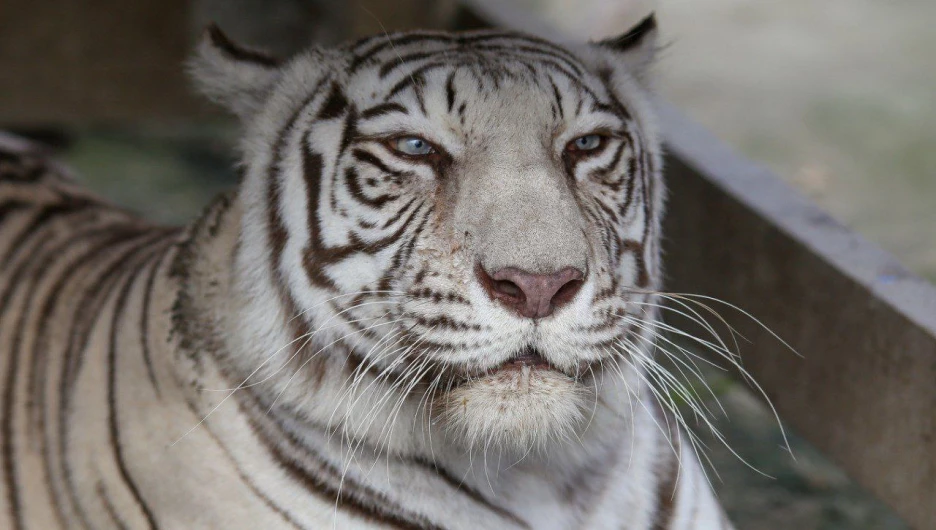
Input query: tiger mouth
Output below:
<box><xmin>442</xmin><ymin>346</ymin><xmax>600</xmax><ymax>385</ymax></box>
<box><xmin>498</xmin><ymin>347</ymin><xmax>552</xmax><ymax>371</ymax></box>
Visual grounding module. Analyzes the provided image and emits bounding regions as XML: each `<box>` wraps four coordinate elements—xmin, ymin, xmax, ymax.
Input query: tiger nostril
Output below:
<box><xmin>551</xmin><ymin>277</ymin><xmax>583</xmax><ymax>308</ymax></box>
<box><xmin>492</xmin><ymin>279</ymin><xmax>523</xmax><ymax>301</ymax></box>
<box><xmin>476</xmin><ymin>264</ymin><xmax>585</xmax><ymax>319</ymax></box>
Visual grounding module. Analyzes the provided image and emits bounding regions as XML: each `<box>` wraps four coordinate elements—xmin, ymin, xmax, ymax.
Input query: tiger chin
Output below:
<box><xmin>440</xmin><ymin>349</ymin><xmax>593</xmax><ymax>455</ymax></box>
<box><xmin>0</xmin><ymin>12</ymin><xmax>737</xmax><ymax>530</ymax></box>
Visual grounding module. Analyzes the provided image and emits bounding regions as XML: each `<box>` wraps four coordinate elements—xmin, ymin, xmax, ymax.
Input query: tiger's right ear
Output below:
<box><xmin>189</xmin><ymin>25</ymin><xmax>282</xmax><ymax>119</ymax></box>
<box><xmin>595</xmin><ymin>14</ymin><xmax>659</xmax><ymax>84</ymax></box>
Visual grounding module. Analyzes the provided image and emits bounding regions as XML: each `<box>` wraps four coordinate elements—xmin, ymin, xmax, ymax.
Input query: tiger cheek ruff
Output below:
<box><xmin>0</xmin><ymin>14</ymin><xmax>735</xmax><ymax>530</ymax></box>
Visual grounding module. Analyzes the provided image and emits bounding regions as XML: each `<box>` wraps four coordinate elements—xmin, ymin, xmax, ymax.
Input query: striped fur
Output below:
<box><xmin>0</xmin><ymin>16</ymin><xmax>734</xmax><ymax>529</ymax></box>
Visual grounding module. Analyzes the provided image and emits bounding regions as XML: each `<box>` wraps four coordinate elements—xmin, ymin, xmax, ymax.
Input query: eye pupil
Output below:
<box><xmin>393</xmin><ymin>136</ymin><xmax>434</xmax><ymax>156</ymax></box>
<box><xmin>570</xmin><ymin>134</ymin><xmax>602</xmax><ymax>152</ymax></box>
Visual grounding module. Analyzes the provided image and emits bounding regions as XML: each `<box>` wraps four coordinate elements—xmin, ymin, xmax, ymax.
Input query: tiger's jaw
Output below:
<box><xmin>438</xmin><ymin>347</ymin><xmax>595</xmax><ymax>456</ymax></box>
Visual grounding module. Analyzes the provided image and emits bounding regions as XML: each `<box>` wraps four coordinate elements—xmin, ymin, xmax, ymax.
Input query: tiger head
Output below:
<box><xmin>191</xmin><ymin>16</ymin><xmax>663</xmax><ymax>456</ymax></box>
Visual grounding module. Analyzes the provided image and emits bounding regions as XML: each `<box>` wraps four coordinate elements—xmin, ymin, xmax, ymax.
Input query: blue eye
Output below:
<box><xmin>569</xmin><ymin>134</ymin><xmax>604</xmax><ymax>152</ymax></box>
<box><xmin>392</xmin><ymin>136</ymin><xmax>434</xmax><ymax>156</ymax></box>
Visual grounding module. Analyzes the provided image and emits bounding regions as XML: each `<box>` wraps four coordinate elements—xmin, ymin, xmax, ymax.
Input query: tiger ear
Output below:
<box><xmin>595</xmin><ymin>14</ymin><xmax>659</xmax><ymax>82</ymax></box>
<box><xmin>189</xmin><ymin>25</ymin><xmax>283</xmax><ymax>119</ymax></box>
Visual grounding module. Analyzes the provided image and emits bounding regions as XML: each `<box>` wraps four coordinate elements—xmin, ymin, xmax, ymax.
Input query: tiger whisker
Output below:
<box><xmin>620</xmin><ymin>298</ymin><xmax>740</xmax><ymax>365</ymax></box>
<box><xmin>377</xmin><ymin>351</ymin><xmax>437</xmax><ymax>480</ymax></box>
<box><xmin>618</xmin><ymin>317</ymin><xmax>727</xmax><ymax>419</ymax></box>
<box><xmin>202</xmin><ymin>305</ymin><xmax>397</xmax><ymax>392</ymax></box>
<box><xmin>333</xmin><ymin>324</ymin><xmax>430</xmax><ymax>443</ymax></box>
<box><xmin>614</xmin><ymin>335</ymin><xmax>775</xmax><ymax>484</ymax></box>
<box><xmin>609</xmin><ymin>345</ymin><xmax>701</xmax><ymax>485</ymax></box>
<box><xmin>614</xmin><ymin>304</ymin><xmax>794</xmax><ymax>458</ymax></box>
<box><xmin>267</xmin><ymin>316</ymin><xmax>411</xmax><ymax>415</ymax></box>
<box><xmin>194</xmin><ymin>291</ymin><xmax>409</xmax><ymax>397</ymax></box>
<box><xmin>335</xmin><ymin>334</ymin><xmax>436</xmax><ymax>503</ymax></box>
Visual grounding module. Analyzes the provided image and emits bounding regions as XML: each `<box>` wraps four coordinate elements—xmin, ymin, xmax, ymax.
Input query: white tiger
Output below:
<box><xmin>0</xmin><ymin>14</ymin><xmax>734</xmax><ymax>529</ymax></box>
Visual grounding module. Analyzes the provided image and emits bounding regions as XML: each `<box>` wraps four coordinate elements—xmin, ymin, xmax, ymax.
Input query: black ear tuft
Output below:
<box><xmin>601</xmin><ymin>14</ymin><xmax>657</xmax><ymax>53</ymax></box>
<box><xmin>189</xmin><ymin>24</ymin><xmax>284</xmax><ymax>119</ymax></box>
<box><xmin>204</xmin><ymin>23</ymin><xmax>282</xmax><ymax>69</ymax></box>
<box><xmin>594</xmin><ymin>13</ymin><xmax>659</xmax><ymax>83</ymax></box>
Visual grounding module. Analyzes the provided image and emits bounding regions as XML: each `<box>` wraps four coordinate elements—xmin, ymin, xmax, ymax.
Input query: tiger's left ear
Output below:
<box><xmin>595</xmin><ymin>14</ymin><xmax>659</xmax><ymax>82</ymax></box>
<box><xmin>188</xmin><ymin>25</ymin><xmax>283</xmax><ymax>120</ymax></box>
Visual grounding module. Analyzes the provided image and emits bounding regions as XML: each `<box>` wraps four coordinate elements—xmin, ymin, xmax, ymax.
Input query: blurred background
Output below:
<box><xmin>1</xmin><ymin>0</ymin><xmax>930</xmax><ymax>527</ymax></box>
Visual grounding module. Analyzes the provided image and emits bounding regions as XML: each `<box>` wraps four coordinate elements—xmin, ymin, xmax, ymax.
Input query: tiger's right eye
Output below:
<box><xmin>391</xmin><ymin>136</ymin><xmax>435</xmax><ymax>156</ymax></box>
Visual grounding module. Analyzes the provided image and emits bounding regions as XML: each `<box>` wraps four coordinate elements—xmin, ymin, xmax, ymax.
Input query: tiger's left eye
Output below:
<box><xmin>567</xmin><ymin>134</ymin><xmax>605</xmax><ymax>152</ymax></box>
<box><xmin>392</xmin><ymin>136</ymin><xmax>435</xmax><ymax>156</ymax></box>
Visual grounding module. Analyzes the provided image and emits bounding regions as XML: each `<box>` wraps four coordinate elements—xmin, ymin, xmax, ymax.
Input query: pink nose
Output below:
<box><xmin>477</xmin><ymin>265</ymin><xmax>585</xmax><ymax>319</ymax></box>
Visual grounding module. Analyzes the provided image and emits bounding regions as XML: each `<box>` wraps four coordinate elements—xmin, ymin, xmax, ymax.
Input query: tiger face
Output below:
<box><xmin>192</xmin><ymin>18</ymin><xmax>662</xmax><ymax>455</ymax></box>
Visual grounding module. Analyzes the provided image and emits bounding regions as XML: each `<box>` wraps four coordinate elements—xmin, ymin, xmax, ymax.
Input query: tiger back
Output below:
<box><xmin>0</xmin><ymin>16</ymin><xmax>734</xmax><ymax>529</ymax></box>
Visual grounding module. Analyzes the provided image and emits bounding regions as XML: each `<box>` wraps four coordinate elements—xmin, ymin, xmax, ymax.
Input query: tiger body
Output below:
<box><xmin>0</xmin><ymin>17</ymin><xmax>733</xmax><ymax>530</ymax></box>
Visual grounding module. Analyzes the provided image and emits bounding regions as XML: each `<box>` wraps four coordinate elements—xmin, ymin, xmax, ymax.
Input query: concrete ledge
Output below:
<box><xmin>659</xmin><ymin>101</ymin><xmax>935</xmax><ymax>529</ymax></box>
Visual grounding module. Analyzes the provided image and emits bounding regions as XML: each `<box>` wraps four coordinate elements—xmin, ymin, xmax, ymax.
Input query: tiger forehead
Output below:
<box><xmin>344</xmin><ymin>32</ymin><xmax>608</xmax><ymax>100</ymax></box>
<box><xmin>337</xmin><ymin>41</ymin><xmax>624</xmax><ymax>132</ymax></box>
<box><xmin>347</xmin><ymin>29</ymin><xmax>589</xmax><ymax>76</ymax></box>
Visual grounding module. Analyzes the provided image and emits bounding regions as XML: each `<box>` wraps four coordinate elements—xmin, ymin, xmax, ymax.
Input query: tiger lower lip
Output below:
<box><xmin>500</xmin><ymin>348</ymin><xmax>551</xmax><ymax>370</ymax></box>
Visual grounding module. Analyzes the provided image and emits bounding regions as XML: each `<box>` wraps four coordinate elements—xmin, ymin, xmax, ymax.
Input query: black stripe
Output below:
<box><xmin>385</xmin><ymin>64</ymin><xmax>441</xmax><ymax>102</ymax></box>
<box><xmin>637</xmin><ymin>145</ymin><xmax>653</xmax><ymax>288</ymax></box>
<box><xmin>350</xmin><ymin>34</ymin><xmax>457</xmax><ymax>72</ymax></box>
<box><xmin>344</xmin><ymin>167</ymin><xmax>399</xmax><ymax>208</ymax></box>
<box><xmin>588</xmin><ymin>141</ymin><xmax>627</xmax><ymax>189</ymax></box>
<box><xmin>107</xmin><ymin>241</ymin><xmax>174</xmax><ymax>529</ymax></box>
<box><xmin>138</xmin><ymin>244</ymin><xmax>174</xmax><ymax>399</ymax></box>
<box><xmin>303</xmin><ymin>134</ymin><xmax>429</xmax><ymax>288</ymax></box>
<box><xmin>549</xmin><ymin>77</ymin><xmax>565</xmax><ymax>120</ymax></box>
<box><xmin>301</xmin><ymin>148</ymin><xmax>343</xmax><ymax>289</ymax></box>
<box><xmin>248</xmin><ymin>83</ymin><xmax>330</xmax><ymax>388</ymax></box>
<box><xmin>201</xmin><ymin>426</ymin><xmax>306</xmax><ymax>529</ymax></box>
<box><xmin>266</xmin><ymin>85</ymin><xmax>325</xmax><ymax>269</ymax></box>
<box><xmin>408</xmin><ymin>457</ymin><xmax>530</xmax><ymax>528</ymax></box>
<box><xmin>413</xmin><ymin>315</ymin><xmax>481</xmax><ymax>332</ymax></box>
<box><xmin>407</xmin><ymin>288</ymin><xmax>470</xmax><ymax>306</ymax></box>
<box><xmin>0</xmin><ymin>217</ymin><xmax>127</xmax><ymax>530</ymax></box>
<box><xmin>467</xmin><ymin>32</ymin><xmax>583</xmax><ymax>64</ymax></box>
<box><xmin>445</xmin><ymin>71</ymin><xmax>457</xmax><ymax>112</ymax></box>
<box><xmin>26</xmin><ymin>226</ymin><xmax>149</xmax><ymax>527</ymax></box>
<box><xmin>351</xmin><ymin>149</ymin><xmax>406</xmax><ymax>181</ymax></box>
<box><xmin>0</xmin><ymin>199</ymin><xmax>30</xmax><ymax>226</ymax></box>
<box><xmin>0</xmin><ymin>198</ymin><xmax>96</xmax><ymax>269</ymax></box>
<box><xmin>650</xmin><ymin>404</ymin><xmax>681</xmax><ymax>530</ymax></box>
<box><xmin>206</xmin><ymin>23</ymin><xmax>280</xmax><ymax>68</ymax></box>
<box><xmin>57</xmin><ymin>230</ymin><xmax>172</xmax><ymax>527</ymax></box>
<box><xmin>261</xmin><ymin>78</ymin><xmax>328</xmax><ymax>322</ymax></box>
<box><xmin>97</xmin><ymin>481</ymin><xmax>132</xmax><ymax>530</ymax></box>
<box><xmin>1</xmin><ymin>266</ymin><xmax>29</xmax><ymax>529</ymax></box>
<box><xmin>360</xmin><ymin>103</ymin><xmax>409</xmax><ymax>120</ymax></box>
<box><xmin>240</xmin><ymin>395</ymin><xmax>447</xmax><ymax>530</ymax></box>
<box><xmin>600</xmin><ymin>14</ymin><xmax>657</xmax><ymax>54</ymax></box>
<box><xmin>470</xmin><ymin>44</ymin><xmax>584</xmax><ymax>77</ymax></box>
<box><xmin>338</xmin><ymin>108</ymin><xmax>359</xmax><ymax>158</ymax></box>
<box><xmin>0</xmin><ymin>157</ymin><xmax>45</xmax><ymax>183</ymax></box>
<box><xmin>317</xmin><ymin>83</ymin><xmax>349</xmax><ymax>121</ymax></box>
<box><xmin>374</xmin><ymin>207</ymin><xmax>427</xmax><ymax>292</ymax></box>
<box><xmin>379</xmin><ymin>50</ymin><xmax>450</xmax><ymax>78</ymax></box>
